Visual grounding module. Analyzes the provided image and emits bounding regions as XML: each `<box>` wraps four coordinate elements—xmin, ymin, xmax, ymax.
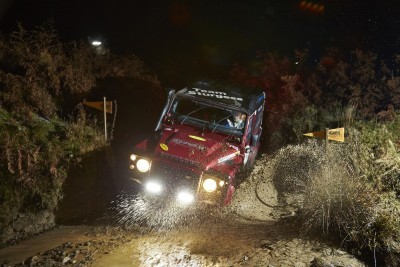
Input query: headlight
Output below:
<box><xmin>203</xmin><ymin>178</ymin><xmax>217</xmax><ymax>192</ymax></box>
<box><xmin>136</xmin><ymin>159</ymin><xmax>151</xmax><ymax>172</ymax></box>
<box><xmin>145</xmin><ymin>181</ymin><xmax>162</xmax><ymax>194</ymax></box>
<box><xmin>177</xmin><ymin>191</ymin><xmax>194</xmax><ymax>204</ymax></box>
<box><xmin>129</xmin><ymin>154</ymin><xmax>152</xmax><ymax>172</ymax></box>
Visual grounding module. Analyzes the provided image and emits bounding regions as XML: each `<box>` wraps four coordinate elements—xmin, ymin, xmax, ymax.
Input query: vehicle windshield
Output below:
<box><xmin>169</xmin><ymin>97</ymin><xmax>246</xmax><ymax>138</ymax></box>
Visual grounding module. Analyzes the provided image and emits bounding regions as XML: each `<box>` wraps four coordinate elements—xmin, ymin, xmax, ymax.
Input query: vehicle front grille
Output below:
<box><xmin>152</xmin><ymin>160</ymin><xmax>199</xmax><ymax>180</ymax></box>
<box><xmin>151</xmin><ymin>160</ymin><xmax>200</xmax><ymax>191</ymax></box>
<box><xmin>160</xmin><ymin>152</ymin><xmax>200</xmax><ymax>168</ymax></box>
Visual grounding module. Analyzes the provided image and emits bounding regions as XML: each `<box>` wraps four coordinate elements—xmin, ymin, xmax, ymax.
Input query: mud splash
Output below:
<box><xmin>112</xmin><ymin>140</ymin><xmax>331</xmax><ymax>230</ymax></box>
<box><xmin>112</xmin><ymin>192</ymin><xmax>224</xmax><ymax>231</ymax></box>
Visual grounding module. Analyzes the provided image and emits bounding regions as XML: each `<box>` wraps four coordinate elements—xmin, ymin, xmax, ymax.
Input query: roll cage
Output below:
<box><xmin>168</xmin><ymin>95</ymin><xmax>247</xmax><ymax>138</ymax></box>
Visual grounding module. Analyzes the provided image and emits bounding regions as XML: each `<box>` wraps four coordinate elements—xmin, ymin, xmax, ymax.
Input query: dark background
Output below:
<box><xmin>1</xmin><ymin>0</ymin><xmax>400</xmax><ymax>85</ymax></box>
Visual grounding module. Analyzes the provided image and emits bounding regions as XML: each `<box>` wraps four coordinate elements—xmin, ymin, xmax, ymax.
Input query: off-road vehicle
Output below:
<box><xmin>129</xmin><ymin>80</ymin><xmax>265</xmax><ymax>206</ymax></box>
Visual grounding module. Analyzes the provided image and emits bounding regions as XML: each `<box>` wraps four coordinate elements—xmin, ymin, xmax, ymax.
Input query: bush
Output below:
<box><xmin>0</xmin><ymin>107</ymin><xmax>105</xmax><ymax>234</ymax></box>
<box><xmin>291</xmin><ymin>123</ymin><xmax>400</xmax><ymax>262</ymax></box>
<box><xmin>0</xmin><ymin>22</ymin><xmax>161</xmax><ymax>242</ymax></box>
<box><xmin>0</xmin><ymin>22</ymin><xmax>159</xmax><ymax>119</ymax></box>
<box><xmin>271</xmin><ymin>140</ymin><xmax>325</xmax><ymax>195</ymax></box>
<box><xmin>348</xmin><ymin>118</ymin><xmax>400</xmax><ymax>195</ymax></box>
<box><xmin>301</xmin><ymin>149</ymin><xmax>379</xmax><ymax>244</ymax></box>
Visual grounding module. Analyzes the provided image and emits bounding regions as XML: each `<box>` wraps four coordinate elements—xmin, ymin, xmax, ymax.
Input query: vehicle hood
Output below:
<box><xmin>154</xmin><ymin>125</ymin><xmax>241</xmax><ymax>170</ymax></box>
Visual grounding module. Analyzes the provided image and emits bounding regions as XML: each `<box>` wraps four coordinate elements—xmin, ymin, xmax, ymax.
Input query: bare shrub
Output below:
<box><xmin>293</xmin><ymin>126</ymin><xmax>400</xmax><ymax>260</ymax></box>
<box><xmin>301</xmin><ymin>156</ymin><xmax>379</xmax><ymax>242</ymax></box>
<box><xmin>271</xmin><ymin>140</ymin><xmax>324</xmax><ymax>195</ymax></box>
<box><xmin>302</xmin><ymin>165</ymin><xmax>400</xmax><ymax>262</ymax></box>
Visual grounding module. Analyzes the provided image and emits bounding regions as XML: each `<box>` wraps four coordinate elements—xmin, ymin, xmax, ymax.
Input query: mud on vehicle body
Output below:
<box><xmin>129</xmin><ymin>80</ymin><xmax>265</xmax><ymax>206</ymax></box>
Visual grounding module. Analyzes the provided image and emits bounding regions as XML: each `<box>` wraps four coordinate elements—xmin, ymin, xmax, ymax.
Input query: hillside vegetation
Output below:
<box><xmin>0</xmin><ymin>23</ymin><xmax>159</xmax><ymax>243</ymax></box>
<box><xmin>0</xmin><ymin>22</ymin><xmax>399</xmax><ymax>265</ymax></box>
<box><xmin>230</xmin><ymin>50</ymin><xmax>400</xmax><ymax>264</ymax></box>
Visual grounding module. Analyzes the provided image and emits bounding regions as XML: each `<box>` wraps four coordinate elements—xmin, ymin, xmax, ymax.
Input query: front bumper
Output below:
<box><xmin>130</xmin><ymin>156</ymin><xmax>229</xmax><ymax>206</ymax></box>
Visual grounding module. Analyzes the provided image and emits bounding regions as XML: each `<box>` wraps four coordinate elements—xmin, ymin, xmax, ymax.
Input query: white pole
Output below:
<box><xmin>104</xmin><ymin>97</ymin><xmax>107</xmax><ymax>141</ymax></box>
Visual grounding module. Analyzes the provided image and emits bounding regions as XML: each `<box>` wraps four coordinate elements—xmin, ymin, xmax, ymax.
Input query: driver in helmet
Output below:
<box><xmin>227</xmin><ymin>111</ymin><xmax>246</xmax><ymax>130</ymax></box>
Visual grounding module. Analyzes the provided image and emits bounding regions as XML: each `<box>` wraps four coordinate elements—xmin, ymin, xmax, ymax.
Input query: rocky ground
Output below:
<box><xmin>0</xmin><ymin>217</ymin><xmax>366</xmax><ymax>267</ymax></box>
<box><xmin>0</xmin><ymin>155</ymin><xmax>369</xmax><ymax>266</ymax></box>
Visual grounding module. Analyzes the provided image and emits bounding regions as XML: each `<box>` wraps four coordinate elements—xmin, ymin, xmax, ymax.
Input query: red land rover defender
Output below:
<box><xmin>129</xmin><ymin>80</ymin><xmax>265</xmax><ymax>206</ymax></box>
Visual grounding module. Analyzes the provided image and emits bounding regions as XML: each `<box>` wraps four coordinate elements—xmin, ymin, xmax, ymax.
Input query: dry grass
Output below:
<box><xmin>271</xmin><ymin>121</ymin><xmax>400</xmax><ymax>264</ymax></box>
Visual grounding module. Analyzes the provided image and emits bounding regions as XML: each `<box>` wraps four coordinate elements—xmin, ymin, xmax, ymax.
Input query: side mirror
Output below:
<box><xmin>155</xmin><ymin>88</ymin><xmax>175</xmax><ymax>132</ymax></box>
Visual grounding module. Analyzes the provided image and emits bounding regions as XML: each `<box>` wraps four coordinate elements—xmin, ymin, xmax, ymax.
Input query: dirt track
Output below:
<box><xmin>0</xmin><ymin>216</ymin><xmax>366</xmax><ymax>266</ymax></box>
<box><xmin>0</xmin><ymin>155</ymin><xmax>367</xmax><ymax>266</ymax></box>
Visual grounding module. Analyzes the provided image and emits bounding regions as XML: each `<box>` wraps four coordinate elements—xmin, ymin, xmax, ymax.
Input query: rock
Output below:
<box><xmin>310</xmin><ymin>257</ymin><xmax>334</xmax><ymax>267</ymax></box>
<box><xmin>260</xmin><ymin>240</ymin><xmax>274</xmax><ymax>250</ymax></box>
<box><xmin>278</xmin><ymin>260</ymin><xmax>294</xmax><ymax>266</ymax></box>
<box><xmin>333</xmin><ymin>249</ymin><xmax>346</xmax><ymax>256</ymax></box>
<box><xmin>62</xmin><ymin>256</ymin><xmax>70</xmax><ymax>264</ymax></box>
<box><xmin>24</xmin><ymin>255</ymin><xmax>39</xmax><ymax>265</ymax></box>
<box><xmin>322</xmin><ymin>248</ymin><xmax>333</xmax><ymax>256</ymax></box>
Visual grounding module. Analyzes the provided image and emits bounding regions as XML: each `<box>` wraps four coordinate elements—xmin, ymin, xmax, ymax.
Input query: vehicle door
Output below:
<box><xmin>243</xmin><ymin>104</ymin><xmax>264</xmax><ymax>168</ymax></box>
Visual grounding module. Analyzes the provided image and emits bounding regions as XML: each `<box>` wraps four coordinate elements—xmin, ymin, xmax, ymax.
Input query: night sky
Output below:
<box><xmin>1</xmin><ymin>0</ymin><xmax>400</xmax><ymax>84</ymax></box>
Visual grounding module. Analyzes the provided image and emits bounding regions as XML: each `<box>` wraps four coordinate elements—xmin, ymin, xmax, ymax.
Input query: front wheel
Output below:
<box><xmin>244</xmin><ymin>148</ymin><xmax>257</xmax><ymax>171</ymax></box>
<box><xmin>223</xmin><ymin>185</ymin><xmax>235</xmax><ymax>205</ymax></box>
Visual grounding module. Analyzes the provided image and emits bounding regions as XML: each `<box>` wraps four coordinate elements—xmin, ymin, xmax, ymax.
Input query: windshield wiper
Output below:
<box><xmin>180</xmin><ymin>107</ymin><xmax>205</xmax><ymax>124</ymax></box>
<box><xmin>212</xmin><ymin>114</ymin><xmax>232</xmax><ymax>132</ymax></box>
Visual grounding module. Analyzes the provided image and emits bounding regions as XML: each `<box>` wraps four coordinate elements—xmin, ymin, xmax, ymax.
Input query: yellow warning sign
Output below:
<box><xmin>83</xmin><ymin>101</ymin><xmax>113</xmax><ymax>114</ymax></box>
<box><xmin>303</xmin><ymin>128</ymin><xmax>345</xmax><ymax>142</ymax></box>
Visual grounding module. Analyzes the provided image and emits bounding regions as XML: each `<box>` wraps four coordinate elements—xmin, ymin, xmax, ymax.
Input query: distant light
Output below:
<box><xmin>299</xmin><ymin>1</ymin><xmax>324</xmax><ymax>14</ymax></box>
<box><xmin>91</xmin><ymin>41</ymin><xmax>102</xmax><ymax>46</ymax></box>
